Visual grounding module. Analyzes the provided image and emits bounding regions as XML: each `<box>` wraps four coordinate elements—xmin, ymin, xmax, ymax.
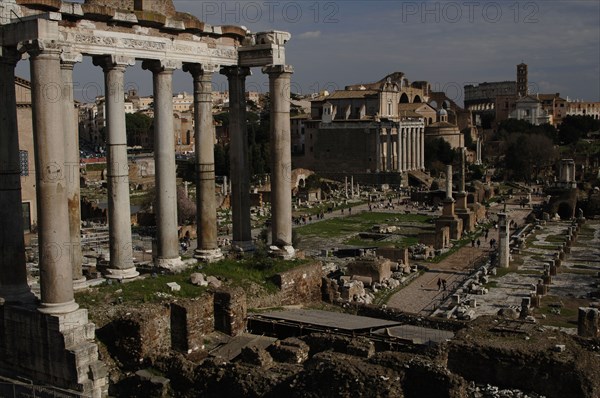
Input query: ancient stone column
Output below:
<box><xmin>26</xmin><ymin>41</ymin><xmax>78</xmax><ymax>313</ymax></box>
<box><xmin>184</xmin><ymin>63</ymin><xmax>222</xmax><ymax>262</ymax></box>
<box><xmin>263</xmin><ymin>64</ymin><xmax>294</xmax><ymax>257</ymax></box>
<box><xmin>498</xmin><ymin>212</ymin><xmax>510</xmax><ymax>268</ymax></box>
<box><xmin>221</xmin><ymin>66</ymin><xmax>254</xmax><ymax>251</ymax></box>
<box><xmin>61</xmin><ymin>52</ymin><xmax>86</xmax><ymax>288</ymax></box>
<box><xmin>143</xmin><ymin>60</ymin><xmax>184</xmax><ymax>269</ymax></box>
<box><xmin>94</xmin><ymin>55</ymin><xmax>139</xmax><ymax>279</ymax></box>
<box><xmin>397</xmin><ymin>127</ymin><xmax>403</xmax><ymax>172</ymax></box>
<box><xmin>409</xmin><ymin>128</ymin><xmax>415</xmax><ymax>171</ymax></box>
<box><xmin>351</xmin><ymin>176</ymin><xmax>354</xmax><ymax>197</ymax></box>
<box><xmin>419</xmin><ymin>127</ymin><xmax>425</xmax><ymax>170</ymax></box>
<box><xmin>456</xmin><ymin>147</ymin><xmax>468</xmax><ymax>210</ymax></box>
<box><xmin>375</xmin><ymin>128</ymin><xmax>381</xmax><ymax>172</ymax></box>
<box><xmin>386</xmin><ymin>127</ymin><xmax>392</xmax><ymax>171</ymax></box>
<box><xmin>446</xmin><ymin>164</ymin><xmax>453</xmax><ymax>199</ymax></box>
<box><xmin>0</xmin><ymin>47</ymin><xmax>34</xmax><ymax>304</ymax></box>
<box><xmin>402</xmin><ymin>128</ymin><xmax>408</xmax><ymax>171</ymax></box>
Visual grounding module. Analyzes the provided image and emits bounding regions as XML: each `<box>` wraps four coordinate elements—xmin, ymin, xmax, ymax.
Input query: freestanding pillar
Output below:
<box><xmin>94</xmin><ymin>55</ymin><xmax>139</xmax><ymax>279</ymax></box>
<box><xmin>498</xmin><ymin>212</ymin><xmax>510</xmax><ymax>268</ymax></box>
<box><xmin>143</xmin><ymin>60</ymin><xmax>184</xmax><ymax>269</ymax></box>
<box><xmin>27</xmin><ymin>43</ymin><xmax>78</xmax><ymax>313</ymax></box>
<box><xmin>397</xmin><ymin>127</ymin><xmax>403</xmax><ymax>172</ymax></box>
<box><xmin>263</xmin><ymin>64</ymin><xmax>295</xmax><ymax>258</ymax></box>
<box><xmin>61</xmin><ymin>52</ymin><xmax>86</xmax><ymax>288</ymax></box>
<box><xmin>0</xmin><ymin>47</ymin><xmax>34</xmax><ymax>304</ymax></box>
<box><xmin>221</xmin><ymin>66</ymin><xmax>254</xmax><ymax>252</ymax></box>
<box><xmin>184</xmin><ymin>63</ymin><xmax>223</xmax><ymax>262</ymax></box>
<box><xmin>420</xmin><ymin>127</ymin><xmax>425</xmax><ymax>170</ymax></box>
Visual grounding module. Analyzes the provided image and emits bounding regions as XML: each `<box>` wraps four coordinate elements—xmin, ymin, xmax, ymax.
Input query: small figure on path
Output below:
<box><xmin>477</xmin><ymin>239</ymin><xmax>481</xmax><ymax>248</ymax></box>
<box><xmin>471</xmin><ymin>239</ymin><xmax>475</xmax><ymax>247</ymax></box>
<box><xmin>442</xmin><ymin>279</ymin><xmax>447</xmax><ymax>291</ymax></box>
<box><xmin>437</xmin><ymin>278</ymin><xmax>442</xmax><ymax>291</ymax></box>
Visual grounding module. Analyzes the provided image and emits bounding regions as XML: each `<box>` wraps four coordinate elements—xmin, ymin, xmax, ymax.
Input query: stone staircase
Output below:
<box><xmin>408</xmin><ymin>170</ymin><xmax>434</xmax><ymax>188</ymax></box>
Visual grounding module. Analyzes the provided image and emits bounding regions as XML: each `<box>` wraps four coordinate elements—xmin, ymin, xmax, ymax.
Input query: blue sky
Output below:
<box><xmin>16</xmin><ymin>0</ymin><xmax>600</xmax><ymax>105</ymax></box>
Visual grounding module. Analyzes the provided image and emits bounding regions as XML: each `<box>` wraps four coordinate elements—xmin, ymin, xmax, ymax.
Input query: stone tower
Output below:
<box><xmin>517</xmin><ymin>63</ymin><xmax>528</xmax><ymax>97</ymax></box>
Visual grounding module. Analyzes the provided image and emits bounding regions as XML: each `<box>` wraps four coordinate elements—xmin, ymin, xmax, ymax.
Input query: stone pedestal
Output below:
<box><xmin>0</xmin><ymin>304</ymin><xmax>108</xmax><ymax>397</ymax></box>
<box><xmin>184</xmin><ymin>64</ymin><xmax>223</xmax><ymax>263</ymax></box>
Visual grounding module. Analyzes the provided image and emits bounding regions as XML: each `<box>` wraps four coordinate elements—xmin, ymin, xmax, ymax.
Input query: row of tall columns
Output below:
<box><xmin>377</xmin><ymin>126</ymin><xmax>425</xmax><ymax>172</ymax></box>
<box><xmin>0</xmin><ymin>48</ymin><xmax>34</xmax><ymax>304</ymax></box>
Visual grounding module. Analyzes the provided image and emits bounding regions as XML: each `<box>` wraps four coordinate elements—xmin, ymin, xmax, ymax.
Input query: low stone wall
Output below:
<box><xmin>271</xmin><ymin>262</ymin><xmax>324</xmax><ymax>305</ymax></box>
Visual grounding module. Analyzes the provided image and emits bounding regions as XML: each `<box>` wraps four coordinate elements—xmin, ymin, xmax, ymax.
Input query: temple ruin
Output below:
<box><xmin>0</xmin><ymin>0</ymin><xmax>294</xmax><ymax>395</ymax></box>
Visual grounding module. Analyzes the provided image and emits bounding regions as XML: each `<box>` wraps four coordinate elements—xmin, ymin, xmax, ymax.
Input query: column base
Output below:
<box><xmin>232</xmin><ymin>240</ymin><xmax>255</xmax><ymax>253</ymax></box>
<box><xmin>0</xmin><ymin>284</ymin><xmax>36</xmax><ymax>305</ymax></box>
<box><xmin>194</xmin><ymin>248</ymin><xmax>223</xmax><ymax>263</ymax></box>
<box><xmin>72</xmin><ymin>277</ymin><xmax>88</xmax><ymax>291</ymax></box>
<box><xmin>269</xmin><ymin>245</ymin><xmax>295</xmax><ymax>260</ymax></box>
<box><xmin>103</xmin><ymin>267</ymin><xmax>140</xmax><ymax>280</ymax></box>
<box><xmin>154</xmin><ymin>256</ymin><xmax>186</xmax><ymax>272</ymax></box>
<box><xmin>38</xmin><ymin>299</ymin><xmax>79</xmax><ymax>315</ymax></box>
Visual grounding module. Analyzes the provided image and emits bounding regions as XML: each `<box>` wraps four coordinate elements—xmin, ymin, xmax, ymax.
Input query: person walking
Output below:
<box><xmin>437</xmin><ymin>278</ymin><xmax>442</xmax><ymax>291</ymax></box>
<box><xmin>442</xmin><ymin>279</ymin><xmax>447</xmax><ymax>291</ymax></box>
<box><xmin>477</xmin><ymin>239</ymin><xmax>481</xmax><ymax>248</ymax></box>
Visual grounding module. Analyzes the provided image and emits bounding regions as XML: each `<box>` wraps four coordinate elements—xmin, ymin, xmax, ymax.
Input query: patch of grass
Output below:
<box><xmin>76</xmin><ymin>255</ymin><xmax>310</xmax><ymax>306</ymax></box>
<box><xmin>203</xmin><ymin>256</ymin><xmax>309</xmax><ymax>293</ymax></box>
<box><xmin>85</xmin><ymin>163</ymin><xmax>107</xmax><ymax>172</ymax></box>
<box><xmin>295</xmin><ymin>212</ymin><xmax>431</xmax><ymax>239</ymax></box>
<box><xmin>545</xmin><ymin>234</ymin><xmax>567</xmax><ymax>243</ymax></box>
<box><xmin>76</xmin><ymin>267</ymin><xmax>206</xmax><ymax>307</ymax></box>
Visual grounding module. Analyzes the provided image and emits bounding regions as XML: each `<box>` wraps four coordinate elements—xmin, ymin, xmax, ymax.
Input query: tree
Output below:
<box><xmin>503</xmin><ymin>133</ymin><xmax>557</xmax><ymax>181</ymax></box>
<box><xmin>125</xmin><ymin>113</ymin><xmax>153</xmax><ymax>146</ymax></box>
<box><xmin>425</xmin><ymin>137</ymin><xmax>456</xmax><ymax>175</ymax></box>
<box><xmin>177</xmin><ymin>186</ymin><xmax>196</xmax><ymax>225</ymax></box>
<box><xmin>559</xmin><ymin>115</ymin><xmax>600</xmax><ymax>145</ymax></box>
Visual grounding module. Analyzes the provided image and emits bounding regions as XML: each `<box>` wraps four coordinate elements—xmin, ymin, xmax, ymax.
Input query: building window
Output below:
<box><xmin>19</xmin><ymin>150</ymin><xmax>29</xmax><ymax>176</ymax></box>
<box><xmin>22</xmin><ymin>202</ymin><xmax>31</xmax><ymax>233</ymax></box>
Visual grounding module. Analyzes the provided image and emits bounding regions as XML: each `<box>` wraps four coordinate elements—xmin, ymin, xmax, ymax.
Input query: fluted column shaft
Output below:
<box><xmin>375</xmin><ymin>129</ymin><xmax>381</xmax><ymax>172</ymax></box>
<box><xmin>185</xmin><ymin>64</ymin><xmax>222</xmax><ymax>261</ymax></box>
<box><xmin>221</xmin><ymin>66</ymin><xmax>253</xmax><ymax>251</ymax></box>
<box><xmin>0</xmin><ymin>48</ymin><xmax>34</xmax><ymax>304</ymax></box>
<box><xmin>28</xmin><ymin>44</ymin><xmax>78</xmax><ymax>313</ymax></box>
<box><xmin>264</xmin><ymin>65</ymin><xmax>294</xmax><ymax>253</ymax></box>
<box><xmin>397</xmin><ymin>126</ymin><xmax>402</xmax><ymax>172</ymax></box>
<box><xmin>61</xmin><ymin>54</ymin><xmax>85</xmax><ymax>286</ymax></box>
<box><xmin>143</xmin><ymin>60</ymin><xmax>182</xmax><ymax>266</ymax></box>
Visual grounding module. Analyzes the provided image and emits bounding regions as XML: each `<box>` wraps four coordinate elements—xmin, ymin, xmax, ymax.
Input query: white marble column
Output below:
<box><xmin>61</xmin><ymin>52</ymin><xmax>86</xmax><ymax>288</ymax></box>
<box><xmin>498</xmin><ymin>213</ymin><xmax>510</xmax><ymax>268</ymax></box>
<box><xmin>408</xmin><ymin>128</ymin><xmax>414</xmax><ymax>171</ymax></box>
<box><xmin>184</xmin><ymin>63</ymin><xmax>223</xmax><ymax>262</ymax></box>
<box><xmin>0</xmin><ymin>47</ymin><xmax>34</xmax><ymax>304</ymax></box>
<box><xmin>143</xmin><ymin>60</ymin><xmax>184</xmax><ymax>269</ymax></box>
<box><xmin>420</xmin><ymin>127</ymin><xmax>425</xmax><ymax>170</ymax></box>
<box><xmin>94</xmin><ymin>55</ymin><xmax>139</xmax><ymax>279</ymax></box>
<box><xmin>26</xmin><ymin>42</ymin><xmax>78</xmax><ymax>313</ymax></box>
<box><xmin>386</xmin><ymin>127</ymin><xmax>392</xmax><ymax>172</ymax></box>
<box><xmin>221</xmin><ymin>66</ymin><xmax>254</xmax><ymax>251</ymax></box>
<box><xmin>263</xmin><ymin>64</ymin><xmax>294</xmax><ymax>258</ymax></box>
<box><xmin>397</xmin><ymin>126</ymin><xmax>402</xmax><ymax>172</ymax></box>
<box><xmin>375</xmin><ymin>128</ymin><xmax>381</xmax><ymax>172</ymax></box>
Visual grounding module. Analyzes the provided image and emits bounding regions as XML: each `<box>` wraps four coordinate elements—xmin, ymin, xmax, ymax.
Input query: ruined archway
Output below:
<box><xmin>413</xmin><ymin>95</ymin><xmax>422</xmax><ymax>103</ymax></box>
<box><xmin>400</xmin><ymin>93</ymin><xmax>409</xmax><ymax>103</ymax></box>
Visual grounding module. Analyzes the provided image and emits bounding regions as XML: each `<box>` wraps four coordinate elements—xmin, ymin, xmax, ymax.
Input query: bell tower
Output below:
<box><xmin>517</xmin><ymin>62</ymin><xmax>528</xmax><ymax>97</ymax></box>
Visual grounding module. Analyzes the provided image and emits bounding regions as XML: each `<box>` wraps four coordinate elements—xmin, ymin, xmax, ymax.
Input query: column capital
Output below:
<box><xmin>183</xmin><ymin>63</ymin><xmax>220</xmax><ymax>77</ymax></box>
<box><xmin>142</xmin><ymin>59</ymin><xmax>181</xmax><ymax>73</ymax></box>
<box><xmin>92</xmin><ymin>55</ymin><xmax>135</xmax><ymax>71</ymax></box>
<box><xmin>220</xmin><ymin>65</ymin><xmax>251</xmax><ymax>79</ymax></box>
<box><xmin>60</xmin><ymin>49</ymin><xmax>83</xmax><ymax>67</ymax></box>
<box><xmin>17</xmin><ymin>39</ymin><xmax>61</xmax><ymax>57</ymax></box>
<box><xmin>262</xmin><ymin>64</ymin><xmax>293</xmax><ymax>75</ymax></box>
<box><xmin>0</xmin><ymin>46</ymin><xmax>21</xmax><ymax>65</ymax></box>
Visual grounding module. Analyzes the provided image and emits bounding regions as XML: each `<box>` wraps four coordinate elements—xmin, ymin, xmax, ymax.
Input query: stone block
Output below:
<box><xmin>214</xmin><ymin>288</ymin><xmax>247</xmax><ymax>336</ymax></box>
<box><xmin>578</xmin><ymin>307</ymin><xmax>600</xmax><ymax>337</ymax></box>
<box><xmin>170</xmin><ymin>296</ymin><xmax>214</xmax><ymax>353</ymax></box>
<box><xmin>347</xmin><ymin>257</ymin><xmax>392</xmax><ymax>283</ymax></box>
<box><xmin>272</xmin><ymin>262</ymin><xmax>324</xmax><ymax>305</ymax></box>
<box><xmin>267</xmin><ymin>338</ymin><xmax>309</xmax><ymax>364</ymax></box>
